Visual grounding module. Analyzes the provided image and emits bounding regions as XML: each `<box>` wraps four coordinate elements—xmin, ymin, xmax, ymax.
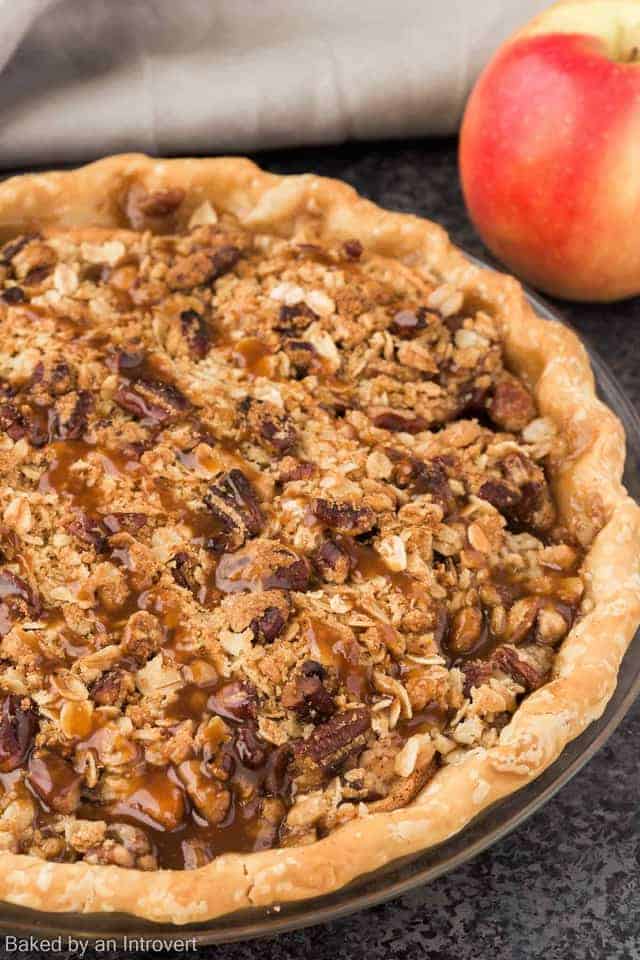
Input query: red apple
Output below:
<box><xmin>460</xmin><ymin>2</ymin><xmax>640</xmax><ymax>301</ymax></box>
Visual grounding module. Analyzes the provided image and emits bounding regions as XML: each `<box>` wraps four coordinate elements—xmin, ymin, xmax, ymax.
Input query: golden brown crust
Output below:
<box><xmin>0</xmin><ymin>153</ymin><xmax>637</xmax><ymax>924</ymax></box>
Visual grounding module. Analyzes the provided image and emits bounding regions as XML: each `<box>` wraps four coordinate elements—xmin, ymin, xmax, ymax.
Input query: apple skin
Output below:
<box><xmin>460</xmin><ymin>30</ymin><xmax>640</xmax><ymax>302</ymax></box>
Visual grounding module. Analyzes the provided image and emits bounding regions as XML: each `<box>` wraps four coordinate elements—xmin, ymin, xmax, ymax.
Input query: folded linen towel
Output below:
<box><xmin>0</xmin><ymin>0</ymin><xmax>546</xmax><ymax>168</ymax></box>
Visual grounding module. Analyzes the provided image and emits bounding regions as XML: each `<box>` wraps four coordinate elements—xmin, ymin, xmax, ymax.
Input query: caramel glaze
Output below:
<box><xmin>78</xmin><ymin>774</ymin><xmax>277</xmax><ymax>868</ymax></box>
<box><xmin>21</xmin><ymin>466</ymin><xmax>583</xmax><ymax>870</ymax></box>
<box><xmin>93</xmin><ymin>673</ymin><xmax>288</xmax><ymax>865</ymax></box>
<box><xmin>26</xmin><ymin>411</ymin><xmax>292</xmax><ymax>865</ymax></box>
<box><xmin>351</xmin><ymin>543</ymin><xmax>418</xmax><ymax>596</ymax></box>
<box><xmin>39</xmin><ymin>440</ymin><xmax>140</xmax><ymax>509</ymax></box>
<box><xmin>233</xmin><ymin>337</ymin><xmax>274</xmax><ymax>377</ymax></box>
<box><xmin>306</xmin><ymin>618</ymin><xmax>372</xmax><ymax>701</ymax></box>
<box><xmin>6</xmin><ymin>340</ymin><xmax>584</xmax><ymax>871</ymax></box>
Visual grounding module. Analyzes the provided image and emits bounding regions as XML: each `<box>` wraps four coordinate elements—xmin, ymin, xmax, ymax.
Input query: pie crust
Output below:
<box><xmin>0</xmin><ymin>153</ymin><xmax>637</xmax><ymax>925</ymax></box>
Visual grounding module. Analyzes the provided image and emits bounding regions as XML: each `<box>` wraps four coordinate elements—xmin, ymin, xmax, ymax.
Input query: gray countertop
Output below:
<box><xmin>3</xmin><ymin>138</ymin><xmax>639</xmax><ymax>960</ymax></box>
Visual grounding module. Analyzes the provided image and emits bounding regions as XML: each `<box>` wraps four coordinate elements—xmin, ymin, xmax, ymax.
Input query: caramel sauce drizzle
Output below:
<box><xmin>0</xmin><ymin>276</ymin><xmax>586</xmax><ymax>872</ymax></box>
<box><xmin>351</xmin><ymin>543</ymin><xmax>418</xmax><ymax>596</ymax></box>
<box><xmin>39</xmin><ymin>440</ymin><xmax>139</xmax><ymax>501</ymax></box>
<box><xmin>233</xmin><ymin>337</ymin><xmax>274</xmax><ymax>376</ymax></box>
<box><xmin>110</xmin><ymin>768</ymin><xmax>186</xmax><ymax>832</ymax></box>
<box><xmin>306</xmin><ymin>618</ymin><xmax>372</xmax><ymax>701</ymax></box>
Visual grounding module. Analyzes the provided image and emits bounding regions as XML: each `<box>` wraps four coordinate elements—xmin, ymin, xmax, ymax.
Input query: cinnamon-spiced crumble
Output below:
<box><xmin>0</xmin><ymin>195</ymin><xmax>585</xmax><ymax>871</ymax></box>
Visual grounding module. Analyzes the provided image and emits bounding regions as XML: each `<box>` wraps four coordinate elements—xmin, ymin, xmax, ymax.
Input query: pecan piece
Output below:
<box><xmin>1</xmin><ymin>286</ymin><xmax>25</xmax><ymax>304</ymax></box>
<box><xmin>264</xmin><ymin>555</ymin><xmax>312</xmax><ymax>592</ymax></box>
<box><xmin>495</xmin><ymin>452</ymin><xmax>557</xmax><ymax>533</ymax></box>
<box><xmin>391</xmin><ymin>453</ymin><xmax>455</xmax><ymax>511</ymax></box>
<box><xmin>0</xmin><ymin>569</ymin><xmax>41</xmax><ymax>621</ymax></box>
<box><xmin>102</xmin><ymin>512</ymin><xmax>148</xmax><ymax>534</ymax></box>
<box><xmin>28</xmin><ymin>361</ymin><xmax>45</xmax><ymax>388</ymax></box>
<box><xmin>215</xmin><ymin>539</ymin><xmax>302</xmax><ymax>592</ymax></box>
<box><xmin>282</xmin><ymin>661</ymin><xmax>335</xmax><ymax>723</ymax></box>
<box><xmin>491</xmin><ymin>644</ymin><xmax>550</xmax><ymax>691</ymax></box>
<box><xmin>169</xmin><ymin>551</ymin><xmax>201</xmax><ymax>596</ymax></box>
<box><xmin>275</xmin><ymin>301</ymin><xmax>318</xmax><ymax>333</ymax></box>
<box><xmin>90</xmin><ymin>668</ymin><xmax>132</xmax><ymax>706</ymax></box>
<box><xmin>121</xmin><ymin>611</ymin><xmax>163</xmax><ymax>663</ymax></box>
<box><xmin>1</xmin><ymin>233</ymin><xmax>38</xmax><ymax>264</ymax></box>
<box><xmin>210</xmin><ymin>245</ymin><xmax>241</xmax><ymax>282</ymax></box>
<box><xmin>114</xmin><ymin>378</ymin><xmax>188</xmax><ymax>424</ymax></box>
<box><xmin>242</xmin><ymin>398</ymin><xmax>297</xmax><ymax>455</ymax></box>
<box><xmin>0</xmin><ymin>402</ymin><xmax>27</xmax><ymax>442</ymax></box>
<box><xmin>217</xmin><ymin>540</ymin><xmax>310</xmax><ymax>593</ymax></box>
<box><xmin>372</xmin><ymin>410</ymin><xmax>429</xmax><ymax>433</ymax></box>
<box><xmin>283</xmin><ymin>339</ymin><xmax>319</xmax><ymax>378</ymax></box>
<box><xmin>49</xmin><ymin>360</ymin><xmax>77</xmax><ymax>396</ymax></box>
<box><xmin>204</xmin><ymin>469</ymin><xmax>264</xmax><ymax>546</ymax></box>
<box><xmin>456</xmin><ymin>381</ymin><xmax>491</xmax><ymax>418</ymax></box>
<box><xmin>25</xmin><ymin>411</ymin><xmax>49</xmax><ymax>448</ymax></box>
<box><xmin>0</xmin><ymin>694</ymin><xmax>38</xmax><ymax>772</ymax></box>
<box><xmin>167</xmin><ymin>246</ymin><xmax>240</xmax><ymax>290</ymax></box>
<box><xmin>413</xmin><ymin>458</ymin><xmax>453</xmax><ymax>502</ymax></box>
<box><xmin>250</xmin><ymin>605</ymin><xmax>287</xmax><ymax>644</ymax></box>
<box><xmin>509</xmin><ymin>480</ymin><xmax>556</xmax><ymax>534</ymax></box>
<box><xmin>234</xmin><ymin>721</ymin><xmax>268</xmax><ymax>770</ymax></box>
<box><xmin>290</xmin><ymin>707</ymin><xmax>370</xmax><ymax>789</ymax></box>
<box><xmin>478</xmin><ymin>479</ymin><xmax>522</xmax><ymax>512</ymax></box>
<box><xmin>277</xmin><ymin>457</ymin><xmax>317</xmax><ymax>483</ymax></box>
<box><xmin>461</xmin><ymin>661</ymin><xmax>495</xmax><ymax>698</ymax></box>
<box><xmin>119</xmin><ymin>440</ymin><xmax>148</xmax><ymax>461</ymax></box>
<box><xmin>312</xmin><ymin>537</ymin><xmax>354</xmax><ymax>584</ymax></box>
<box><xmin>180</xmin><ymin>308</ymin><xmax>211</xmax><ymax>358</ymax></box>
<box><xmin>67</xmin><ymin>512</ymin><xmax>108</xmax><ymax>553</ymax></box>
<box><xmin>264</xmin><ymin>743</ymin><xmax>292</xmax><ymax>797</ymax></box>
<box><xmin>487</xmin><ymin>374</ymin><xmax>536</xmax><ymax>432</ymax></box>
<box><xmin>24</xmin><ymin>265</ymin><xmax>52</xmax><ymax>286</ymax></box>
<box><xmin>55</xmin><ymin>390</ymin><xmax>92</xmax><ymax>440</ymax></box>
<box><xmin>311</xmin><ymin>498</ymin><xmax>376</xmax><ymax>536</ymax></box>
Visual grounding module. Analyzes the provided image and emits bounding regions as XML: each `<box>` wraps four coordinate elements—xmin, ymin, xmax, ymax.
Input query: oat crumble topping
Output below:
<box><xmin>0</xmin><ymin>188</ymin><xmax>584</xmax><ymax>870</ymax></box>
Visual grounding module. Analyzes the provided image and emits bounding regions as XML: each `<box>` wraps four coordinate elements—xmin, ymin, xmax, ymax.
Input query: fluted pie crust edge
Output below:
<box><xmin>0</xmin><ymin>154</ymin><xmax>637</xmax><ymax>925</ymax></box>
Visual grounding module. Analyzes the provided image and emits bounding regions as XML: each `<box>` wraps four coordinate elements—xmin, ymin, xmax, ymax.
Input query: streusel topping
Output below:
<box><xmin>0</xmin><ymin>189</ymin><xmax>584</xmax><ymax>870</ymax></box>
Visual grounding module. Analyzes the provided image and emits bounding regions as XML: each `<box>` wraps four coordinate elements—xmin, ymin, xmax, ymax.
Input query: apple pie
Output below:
<box><xmin>0</xmin><ymin>155</ymin><xmax>636</xmax><ymax>923</ymax></box>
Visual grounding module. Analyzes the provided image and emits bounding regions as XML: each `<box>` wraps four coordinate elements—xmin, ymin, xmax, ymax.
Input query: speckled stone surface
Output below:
<box><xmin>1</xmin><ymin>138</ymin><xmax>639</xmax><ymax>960</ymax></box>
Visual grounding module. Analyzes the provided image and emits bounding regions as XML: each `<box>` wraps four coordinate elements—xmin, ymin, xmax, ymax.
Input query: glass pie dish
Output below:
<box><xmin>0</xmin><ymin>260</ymin><xmax>638</xmax><ymax>945</ymax></box>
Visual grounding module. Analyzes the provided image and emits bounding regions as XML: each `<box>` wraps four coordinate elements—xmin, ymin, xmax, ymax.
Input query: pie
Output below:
<box><xmin>0</xmin><ymin>154</ymin><xmax>636</xmax><ymax>924</ymax></box>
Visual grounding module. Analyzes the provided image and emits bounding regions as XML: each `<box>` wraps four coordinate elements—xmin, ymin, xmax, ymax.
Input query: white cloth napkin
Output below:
<box><xmin>0</xmin><ymin>0</ymin><xmax>547</xmax><ymax>168</ymax></box>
